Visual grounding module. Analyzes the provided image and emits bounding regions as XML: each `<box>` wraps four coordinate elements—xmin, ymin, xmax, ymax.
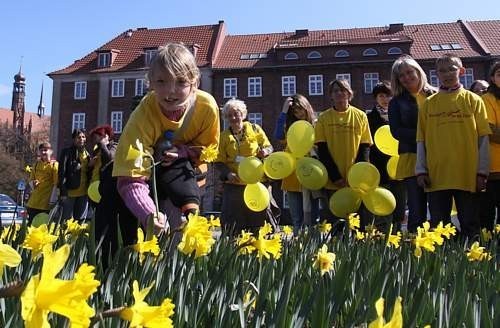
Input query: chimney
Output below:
<box><xmin>388</xmin><ymin>23</ymin><xmax>404</xmax><ymax>33</ymax></box>
<box><xmin>295</xmin><ymin>29</ymin><xmax>309</xmax><ymax>37</ymax></box>
<box><xmin>192</xmin><ymin>44</ymin><xmax>201</xmax><ymax>58</ymax></box>
<box><xmin>125</xmin><ymin>29</ymin><xmax>133</xmax><ymax>37</ymax></box>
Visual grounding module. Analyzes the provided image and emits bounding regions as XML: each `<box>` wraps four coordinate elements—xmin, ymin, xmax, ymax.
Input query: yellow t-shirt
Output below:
<box><xmin>68</xmin><ymin>150</ymin><xmax>89</xmax><ymax>197</ymax></box>
<box><xmin>216</xmin><ymin>121</ymin><xmax>271</xmax><ymax>183</ymax></box>
<box><xmin>27</xmin><ymin>160</ymin><xmax>58</xmax><ymax>210</ymax></box>
<box><xmin>113</xmin><ymin>89</ymin><xmax>220</xmax><ymax>178</ymax></box>
<box><xmin>315</xmin><ymin>105</ymin><xmax>373</xmax><ymax>190</ymax></box>
<box><xmin>417</xmin><ymin>89</ymin><xmax>491</xmax><ymax>192</ymax></box>
<box><xmin>483</xmin><ymin>92</ymin><xmax>500</xmax><ymax>173</ymax></box>
<box><xmin>90</xmin><ymin>149</ymin><xmax>102</xmax><ymax>183</ymax></box>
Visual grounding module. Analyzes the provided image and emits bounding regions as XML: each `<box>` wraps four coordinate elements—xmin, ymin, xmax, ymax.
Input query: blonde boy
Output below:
<box><xmin>416</xmin><ymin>54</ymin><xmax>491</xmax><ymax>237</ymax></box>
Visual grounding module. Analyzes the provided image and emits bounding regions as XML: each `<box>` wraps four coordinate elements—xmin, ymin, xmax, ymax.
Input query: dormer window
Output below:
<box><xmin>334</xmin><ymin>50</ymin><xmax>350</xmax><ymax>58</ymax></box>
<box><xmin>307</xmin><ymin>51</ymin><xmax>322</xmax><ymax>59</ymax></box>
<box><xmin>98</xmin><ymin>52</ymin><xmax>111</xmax><ymax>68</ymax></box>
<box><xmin>284</xmin><ymin>52</ymin><xmax>299</xmax><ymax>60</ymax></box>
<box><xmin>144</xmin><ymin>49</ymin><xmax>158</xmax><ymax>66</ymax></box>
<box><xmin>363</xmin><ymin>48</ymin><xmax>378</xmax><ymax>56</ymax></box>
<box><xmin>387</xmin><ymin>47</ymin><xmax>403</xmax><ymax>55</ymax></box>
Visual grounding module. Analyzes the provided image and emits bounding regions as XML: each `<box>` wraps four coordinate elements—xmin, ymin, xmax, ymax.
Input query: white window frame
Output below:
<box><xmin>135</xmin><ymin>79</ymin><xmax>146</xmax><ymax>96</ymax></box>
<box><xmin>223</xmin><ymin>78</ymin><xmax>237</xmax><ymax>98</ymax></box>
<box><xmin>144</xmin><ymin>49</ymin><xmax>157</xmax><ymax>65</ymax></box>
<box><xmin>111</xmin><ymin>111</ymin><xmax>123</xmax><ymax>134</ymax></box>
<box><xmin>308</xmin><ymin>75</ymin><xmax>324</xmax><ymax>96</ymax></box>
<box><xmin>363</xmin><ymin>48</ymin><xmax>378</xmax><ymax>56</ymax></box>
<box><xmin>336</xmin><ymin>73</ymin><xmax>351</xmax><ymax>86</ymax></box>
<box><xmin>307</xmin><ymin>51</ymin><xmax>322</xmax><ymax>59</ymax></box>
<box><xmin>111</xmin><ymin>79</ymin><xmax>125</xmax><ymax>98</ymax></box>
<box><xmin>74</xmin><ymin>81</ymin><xmax>87</xmax><ymax>100</ymax></box>
<box><xmin>364</xmin><ymin>73</ymin><xmax>379</xmax><ymax>94</ymax></box>
<box><xmin>72</xmin><ymin>113</ymin><xmax>85</xmax><ymax>131</ymax></box>
<box><xmin>335</xmin><ymin>50</ymin><xmax>350</xmax><ymax>58</ymax></box>
<box><xmin>460</xmin><ymin>68</ymin><xmax>474</xmax><ymax>89</ymax></box>
<box><xmin>247</xmin><ymin>112</ymin><xmax>263</xmax><ymax>126</ymax></box>
<box><xmin>98</xmin><ymin>52</ymin><xmax>111</xmax><ymax>67</ymax></box>
<box><xmin>387</xmin><ymin>47</ymin><xmax>403</xmax><ymax>55</ymax></box>
<box><xmin>248</xmin><ymin>77</ymin><xmax>262</xmax><ymax>97</ymax></box>
<box><xmin>284</xmin><ymin>52</ymin><xmax>299</xmax><ymax>60</ymax></box>
<box><xmin>282</xmin><ymin>76</ymin><xmax>296</xmax><ymax>96</ymax></box>
<box><xmin>429</xmin><ymin>70</ymin><xmax>439</xmax><ymax>87</ymax></box>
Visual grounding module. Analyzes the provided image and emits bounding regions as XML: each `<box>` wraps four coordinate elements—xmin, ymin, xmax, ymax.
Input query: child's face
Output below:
<box><xmin>150</xmin><ymin>70</ymin><xmax>194</xmax><ymax>112</ymax></box>
<box><xmin>397</xmin><ymin>65</ymin><xmax>420</xmax><ymax>93</ymax></box>
<box><xmin>436</xmin><ymin>61</ymin><xmax>463</xmax><ymax>88</ymax></box>
<box><xmin>376</xmin><ymin>93</ymin><xmax>392</xmax><ymax>109</ymax></box>
<box><xmin>38</xmin><ymin>147</ymin><xmax>52</xmax><ymax>161</ymax></box>
<box><xmin>292</xmin><ymin>106</ymin><xmax>307</xmax><ymax>120</ymax></box>
<box><xmin>330</xmin><ymin>84</ymin><xmax>350</xmax><ymax>105</ymax></box>
<box><xmin>492</xmin><ymin>69</ymin><xmax>500</xmax><ymax>88</ymax></box>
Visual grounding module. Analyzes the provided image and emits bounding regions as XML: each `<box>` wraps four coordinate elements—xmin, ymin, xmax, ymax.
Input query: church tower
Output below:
<box><xmin>11</xmin><ymin>68</ymin><xmax>26</xmax><ymax>137</ymax></box>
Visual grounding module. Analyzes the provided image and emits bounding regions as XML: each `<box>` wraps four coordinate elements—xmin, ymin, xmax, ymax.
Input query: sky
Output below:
<box><xmin>1</xmin><ymin>0</ymin><xmax>498</xmax><ymax>115</ymax></box>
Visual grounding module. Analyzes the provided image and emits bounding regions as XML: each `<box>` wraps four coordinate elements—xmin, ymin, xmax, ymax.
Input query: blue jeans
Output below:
<box><xmin>287</xmin><ymin>191</ymin><xmax>320</xmax><ymax>233</ymax></box>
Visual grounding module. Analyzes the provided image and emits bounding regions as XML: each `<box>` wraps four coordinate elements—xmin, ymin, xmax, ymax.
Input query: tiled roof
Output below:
<box><xmin>0</xmin><ymin>108</ymin><xmax>50</xmax><ymax>133</ymax></box>
<box><xmin>49</xmin><ymin>23</ymin><xmax>224</xmax><ymax>75</ymax></box>
<box><xmin>467</xmin><ymin>20</ymin><xmax>500</xmax><ymax>56</ymax></box>
<box><xmin>213</xmin><ymin>21</ymin><xmax>490</xmax><ymax>69</ymax></box>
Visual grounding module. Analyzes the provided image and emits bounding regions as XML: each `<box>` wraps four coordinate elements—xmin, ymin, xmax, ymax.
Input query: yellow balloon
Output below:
<box><xmin>386</xmin><ymin>156</ymin><xmax>399</xmax><ymax>180</ymax></box>
<box><xmin>88</xmin><ymin>180</ymin><xmax>101</xmax><ymax>203</ymax></box>
<box><xmin>374</xmin><ymin>125</ymin><xmax>399</xmax><ymax>157</ymax></box>
<box><xmin>286</xmin><ymin>121</ymin><xmax>315</xmax><ymax>157</ymax></box>
<box><xmin>263</xmin><ymin>152</ymin><xmax>296</xmax><ymax>180</ymax></box>
<box><xmin>243</xmin><ymin>182</ymin><xmax>270</xmax><ymax>212</ymax></box>
<box><xmin>238</xmin><ymin>156</ymin><xmax>264</xmax><ymax>184</ymax></box>
<box><xmin>32</xmin><ymin>212</ymin><xmax>49</xmax><ymax>227</ymax></box>
<box><xmin>329</xmin><ymin>187</ymin><xmax>362</xmax><ymax>219</ymax></box>
<box><xmin>295</xmin><ymin>157</ymin><xmax>328</xmax><ymax>190</ymax></box>
<box><xmin>347</xmin><ymin>162</ymin><xmax>380</xmax><ymax>193</ymax></box>
<box><xmin>362</xmin><ymin>187</ymin><xmax>396</xmax><ymax>216</ymax></box>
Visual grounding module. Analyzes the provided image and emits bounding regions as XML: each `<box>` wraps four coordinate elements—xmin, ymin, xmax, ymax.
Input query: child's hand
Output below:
<box><xmin>282</xmin><ymin>97</ymin><xmax>293</xmax><ymax>113</ymax></box>
<box><xmin>153</xmin><ymin>212</ymin><xmax>169</xmax><ymax>234</ymax></box>
<box><xmin>417</xmin><ymin>174</ymin><xmax>431</xmax><ymax>188</ymax></box>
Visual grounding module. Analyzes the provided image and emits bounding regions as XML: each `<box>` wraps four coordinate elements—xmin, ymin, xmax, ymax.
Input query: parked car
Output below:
<box><xmin>0</xmin><ymin>193</ymin><xmax>27</xmax><ymax>226</ymax></box>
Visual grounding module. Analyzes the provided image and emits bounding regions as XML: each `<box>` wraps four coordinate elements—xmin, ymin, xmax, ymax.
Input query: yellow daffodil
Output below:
<box><xmin>481</xmin><ymin>228</ymin><xmax>492</xmax><ymax>242</ymax></box>
<box><xmin>22</xmin><ymin>224</ymin><xmax>58</xmax><ymax>258</ymax></box>
<box><xmin>178</xmin><ymin>213</ymin><xmax>215</xmax><ymax>258</ymax></box>
<box><xmin>355</xmin><ymin>230</ymin><xmax>366</xmax><ymax>240</ymax></box>
<box><xmin>365</xmin><ymin>225</ymin><xmax>384</xmax><ymax>239</ymax></box>
<box><xmin>433</xmin><ymin>222</ymin><xmax>456</xmax><ymax>240</ymax></box>
<box><xmin>25</xmin><ymin>165</ymin><xmax>32</xmax><ymax>173</ymax></box>
<box><xmin>313</xmin><ymin>244</ymin><xmax>335</xmax><ymax>276</ymax></box>
<box><xmin>243</xmin><ymin>290</ymin><xmax>257</xmax><ymax>310</ymax></box>
<box><xmin>236</xmin><ymin>231</ymin><xmax>256</xmax><ymax>255</ymax></box>
<box><xmin>368</xmin><ymin>297</ymin><xmax>403</xmax><ymax>328</ymax></box>
<box><xmin>120</xmin><ymin>280</ymin><xmax>175</xmax><ymax>328</ymax></box>
<box><xmin>21</xmin><ymin>244</ymin><xmax>100</xmax><ymax>328</ymax></box>
<box><xmin>0</xmin><ymin>240</ymin><xmax>22</xmax><ymax>277</ymax></box>
<box><xmin>317</xmin><ymin>220</ymin><xmax>332</xmax><ymax>233</ymax></box>
<box><xmin>347</xmin><ymin>213</ymin><xmax>360</xmax><ymax>231</ymax></box>
<box><xmin>65</xmin><ymin>218</ymin><xmax>89</xmax><ymax>237</ymax></box>
<box><xmin>133</xmin><ymin>228</ymin><xmax>160</xmax><ymax>263</ymax></box>
<box><xmin>466</xmin><ymin>242</ymin><xmax>492</xmax><ymax>262</ymax></box>
<box><xmin>252</xmin><ymin>233</ymin><xmax>282</xmax><ymax>260</ymax></box>
<box><xmin>1</xmin><ymin>223</ymin><xmax>21</xmax><ymax>242</ymax></box>
<box><xmin>282</xmin><ymin>225</ymin><xmax>293</xmax><ymax>237</ymax></box>
<box><xmin>495</xmin><ymin>224</ymin><xmax>500</xmax><ymax>234</ymax></box>
<box><xmin>208</xmin><ymin>215</ymin><xmax>221</xmax><ymax>228</ymax></box>
<box><xmin>126</xmin><ymin>139</ymin><xmax>152</xmax><ymax>170</ymax></box>
<box><xmin>386</xmin><ymin>225</ymin><xmax>401</xmax><ymax>249</ymax></box>
<box><xmin>199</xmin><ymin>144</ymin><xmax>219</xmax><ymax>163</ymax></box>
<box><xmin>413</xmin><ymin>222</ymin><xmax>443</xmax><ymax>258</ymax></box>
<box><xmin>258</xmin><ymin>222</ymin><xmax>273</xmax><ymax>238</ymax></box>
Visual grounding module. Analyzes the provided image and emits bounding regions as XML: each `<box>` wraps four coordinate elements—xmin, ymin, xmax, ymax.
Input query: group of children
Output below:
<box><xmin>25</xmin><ymin>44</ymin><xmax>499</xmax><ymax>249</ymax></box>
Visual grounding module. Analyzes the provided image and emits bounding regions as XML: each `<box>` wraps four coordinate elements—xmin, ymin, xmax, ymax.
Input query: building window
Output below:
<box><xmin>363</xmin><ymin>48</ymin><xmax>378</xmax><ymax>56</ymax></box>
<box><xmin>284</xmin><ymin>52</ymin><xmax>299</xmax><ymax>60</ymax></box>
<box><xmin>282</xmin><ymin>76</ymin><xmax>296</xmax><ymax>96</ymax></box>
<box><xmin>111</xmin><ymin>111</ymin><xmax>123</xmax><ymax>134</ymax></box>
<box><xmin>223</xmin><ymin>78</ymin><xmax>237</xmax><ymax>98</ymax></box>
<box><xmin>364</xmin><ymin>73</ymin><xmax>379</xmax><ymax>93</ymax></box>
<box><xmin>307</xmin><ymin>51</ymin><xmax>322</xmax><ymax>59</ymax></box>
<box><xmin>336</xmin><ymin>73</ymin><xmax>351</xmax><ymax>86</ymax></box>
<box><xmin>247</xmin><ymin>112</ymin><xmax>263</xmax><ymax>126</ymax></box>
<box><xmin>460</xmin><ymin>68</ymin><xmax>474</xmax><ymax>89</ymax></box>
<box><xmin>429</xmin><ymin>70</ymin><xmax>439</xmax><ymax>87</ymax></box>
<box><xmin>309</xmin><ymin>75</ymin><xmax>323</xmax><ymax>95</ymax></box>
<box><xmin>248</xmin><ymin>77</ymin><xmax>262</xmax><ymax>97</ymax></box>
<box><xmin>387</xmin><ymin>47</ymin><xmax>403</xmax><ymax>55</ymax></box>
<box><xmin>74</xmin><ymin>81</ymin><xmax>87</xmax><ymax>100</ymax></box>
<box><xmin>98</xmin><ymin>52</ymin><xmax>111</xmax><ymax>68</ymax></box>
<box><xmin>335</xmin><ymin>50</ymin><xmax>350</xmax><ymax>58</ymax></box>
<box><xmin>112</xmin><ymin>79</ymin><xmax>125</xmax><ymax>97</ymax></box>
<box><xmin>135</xmin><ymin>79</ymin><xmax>146</xmax><ymax>96</ymax></box>
<box><xmin>72</xmin><ymin>113</ymin><xmax>85</xmax><ymax>131</ymax></box>
<box><xmin>144</xmin><ymin>49</ymin><xmax>157</xmax><ymax>65</ymax></box>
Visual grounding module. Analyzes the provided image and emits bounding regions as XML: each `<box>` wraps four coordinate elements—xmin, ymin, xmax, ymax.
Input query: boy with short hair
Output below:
<box><xmin>416</xmin><ymin>53</ymin><xmax>491</xmax><ymax>238</ymax></box>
